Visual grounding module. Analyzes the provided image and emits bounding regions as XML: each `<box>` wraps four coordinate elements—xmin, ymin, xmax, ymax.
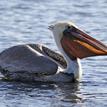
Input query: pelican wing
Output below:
<box><xmin>0</xmin><ymin>44</ymin><xmax>59</xmax><ymax>75</ymax></box>
<box><xmin>28</xmin><ymin>44</ymin><xmax>67</xmax><ymax>68</ymax></box>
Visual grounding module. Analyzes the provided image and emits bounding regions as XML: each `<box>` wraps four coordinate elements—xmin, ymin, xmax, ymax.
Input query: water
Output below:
<box><xmin>0</xmin><ymin>0</ymin><xmax>107</xmax><ymax>107</ymax></box>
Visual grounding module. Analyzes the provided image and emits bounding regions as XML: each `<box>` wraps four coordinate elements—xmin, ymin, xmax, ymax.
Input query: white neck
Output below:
<box><xmin>63</xmin><ymin>54</ymin><xmax>83</xmax><ymax>81</ymax></box>
<box><xmin>53</xmin><ymin>32</ymin><xmax>83</xmax><ymax>81</ymax></box>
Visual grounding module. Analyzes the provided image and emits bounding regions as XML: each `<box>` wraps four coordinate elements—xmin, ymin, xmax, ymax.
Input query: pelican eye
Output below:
<box><xmin>66</xmin><ymin>25</ymin><xmax>71</xmax><ymax>29</ymax></box>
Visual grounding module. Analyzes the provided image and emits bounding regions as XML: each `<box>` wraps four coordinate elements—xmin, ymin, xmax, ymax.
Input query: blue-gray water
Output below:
<box><xmin>0</xmin><ymin>0</ymin><xmax>107</xmax><ymax>107</ymax></box>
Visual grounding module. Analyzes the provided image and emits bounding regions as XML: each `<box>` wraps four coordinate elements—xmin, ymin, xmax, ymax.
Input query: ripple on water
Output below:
<box><xmin>0</xmin><ymin>0</ymin><xmax>107</xmax><ymax>107</ymax></box>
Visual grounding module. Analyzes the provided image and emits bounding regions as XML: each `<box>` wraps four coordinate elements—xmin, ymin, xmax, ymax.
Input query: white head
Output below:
<box><xmin>49</xmin><ymin>21</ymin><xmax>77</xmax><ymax>41</ymax></box>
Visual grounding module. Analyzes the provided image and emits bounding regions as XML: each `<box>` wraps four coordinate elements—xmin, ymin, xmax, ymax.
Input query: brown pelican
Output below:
<box><xmin>0</xmin><ymin>21</ymin><xmax>107</xmax><ymax>82</ymax></box>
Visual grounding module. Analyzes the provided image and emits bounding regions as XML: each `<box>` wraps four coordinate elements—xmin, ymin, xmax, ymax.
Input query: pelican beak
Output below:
<box><xmin>61</xmin><ymin>27</ymin><xmax>107</xmax><ymax>59</ymax></box>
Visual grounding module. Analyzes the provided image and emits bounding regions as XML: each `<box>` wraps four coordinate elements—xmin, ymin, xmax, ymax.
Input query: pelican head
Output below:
<box><xmin>48</xmin><ymin>21</ymin><xmax>77</xmax><ymax>41</ymax></box>
<box><xmin>48</xmin><ymin>21</ymin><xmax>107</xmax><ymax>81</ymax></box>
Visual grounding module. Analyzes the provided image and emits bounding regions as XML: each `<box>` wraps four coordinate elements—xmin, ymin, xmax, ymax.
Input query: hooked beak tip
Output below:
<box><xmin>48</xmin><ymin>25</ymin><xmax>54</xmax><ymax>30</ymax></box>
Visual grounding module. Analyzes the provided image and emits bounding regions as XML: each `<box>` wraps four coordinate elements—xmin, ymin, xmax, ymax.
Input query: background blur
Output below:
<box><xmin>0</xmin><ymin>0</ymin><xmax>107</xmax><ymax>107</ymax></box>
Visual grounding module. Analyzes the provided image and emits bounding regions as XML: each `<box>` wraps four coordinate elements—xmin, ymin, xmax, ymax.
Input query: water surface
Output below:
<box><xmin>0</xmin><ymin>0</ymin><xmax>107</xmax><ymax>107</ymax></box>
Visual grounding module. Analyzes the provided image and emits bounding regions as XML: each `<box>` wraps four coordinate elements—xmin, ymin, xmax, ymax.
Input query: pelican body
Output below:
<box><xmin>0</xmin><ymin>21</ymin><xmax>107</xmax><ymax>82</ymax></box>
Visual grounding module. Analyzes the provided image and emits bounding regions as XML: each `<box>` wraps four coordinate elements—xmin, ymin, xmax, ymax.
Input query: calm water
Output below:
<box><xmin>0</xmin><ymin>0</ymin><xmax>107</xmax><ymax>107</ymax></box>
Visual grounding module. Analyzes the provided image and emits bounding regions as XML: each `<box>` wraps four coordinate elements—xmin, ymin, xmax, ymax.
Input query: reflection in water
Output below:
<box><xmin>0</xmin><ymin>81</ymin><xmax>83</xmax><ymax>107</ymax></box>
<box><xmin>50</xmin><ymin>83</ymin><xmax>81</xmax><ymax>106</ymax></box>
<box><xmin>55</xmin><ymin>83</ymin><xmax>82</xmax><ymax>103</ymax></box>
